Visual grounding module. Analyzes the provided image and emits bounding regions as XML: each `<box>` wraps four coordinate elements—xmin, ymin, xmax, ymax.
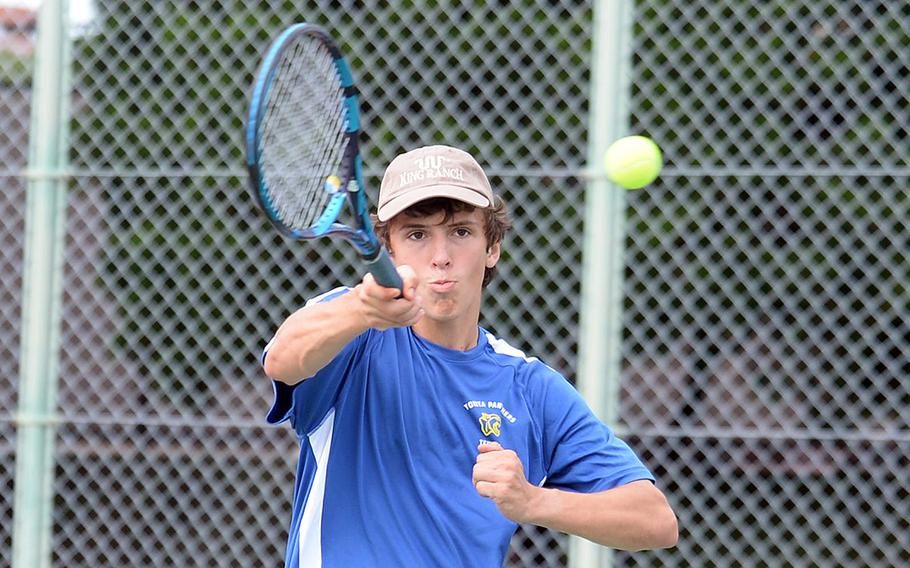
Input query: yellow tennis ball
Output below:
<box><xmin>604</xmin><ymin>135</ymin><xmax>662</xmax><ymax>189</ymax></box>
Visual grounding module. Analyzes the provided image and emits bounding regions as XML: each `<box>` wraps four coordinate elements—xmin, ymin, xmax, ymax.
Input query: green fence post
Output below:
<box><xmin>12</xmin><ymin>1</ymin><xmax>71</xmax><ymax>567</ymax></box>
<box><xmin>572</xmin><ymin>0</ymin><xmax>634</xmax><ymax>567</ymax></box>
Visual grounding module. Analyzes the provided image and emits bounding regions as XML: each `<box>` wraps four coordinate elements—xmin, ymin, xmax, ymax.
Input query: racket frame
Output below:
<box><xmin>246</xmin><ymin>23</ymin><xmax>386</xmax><ymax>263</ymax></box>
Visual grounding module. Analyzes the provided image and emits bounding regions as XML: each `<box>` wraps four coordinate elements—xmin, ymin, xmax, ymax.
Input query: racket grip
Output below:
<box><xmin>365</xmin><ymin>247</ymin><xmax>404</xmax><ymax>292</ymax></box>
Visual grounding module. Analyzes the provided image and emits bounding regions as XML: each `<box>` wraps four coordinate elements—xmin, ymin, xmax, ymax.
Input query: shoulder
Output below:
<box><xmin>482</xmin><ymin>330</ymin><xmax>566</xmax><ymax>390</ymax></box>
<box><xmin>480</xmin><ymin>330</ymin><xmax>589</xmax><ymax>415</ymax></box>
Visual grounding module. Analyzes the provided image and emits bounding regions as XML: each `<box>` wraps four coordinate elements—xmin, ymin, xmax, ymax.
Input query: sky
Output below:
<box><xmin>0</xmin><ymin>0</ymin><xmax>96</xmax><ymax>27</ymax></box>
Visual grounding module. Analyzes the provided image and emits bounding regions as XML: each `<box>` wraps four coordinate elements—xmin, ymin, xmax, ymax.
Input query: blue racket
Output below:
<box><xmin>246</xmin><ymin>23</ymin><xmax>402</xmax><ymax>291</ymax></box>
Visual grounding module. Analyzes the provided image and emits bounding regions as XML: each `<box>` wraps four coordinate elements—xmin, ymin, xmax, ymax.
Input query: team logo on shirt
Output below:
<box><xmin>464</xmin><ymin>400</ymin><xmax>517</xmax><ymax>438</ymax></box>
<box><xmin>478</xmin><ymin>413</ymin><xmax>502</xmax><ymax>437</ymax></box>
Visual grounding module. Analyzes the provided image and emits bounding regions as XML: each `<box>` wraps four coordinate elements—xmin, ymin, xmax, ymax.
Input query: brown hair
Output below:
<box><xmin>372</xmin><ymin>196</ymin><xmax>512</xmax><ymax>287</ymax></box>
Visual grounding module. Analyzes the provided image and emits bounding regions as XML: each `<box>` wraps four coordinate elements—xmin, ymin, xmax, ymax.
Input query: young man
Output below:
<box><xmin>262</xmin><ymin>145</ymin><xmax>677</xmax><ymax>567</ymax></box>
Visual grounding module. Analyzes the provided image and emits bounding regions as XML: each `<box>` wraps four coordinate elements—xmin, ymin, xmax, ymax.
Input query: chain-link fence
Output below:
<box><xmin>1</xmin><ymin>0</ymin><xmax>908</xmax><ymax>567</ymax></box>
<box><xmin>619</xmin><ymin>2</ymin><xmax>908</xmax><ymax>565</ymax></box>
<box><xmin>1</xmin><ymin>6</ymin><xmax>33</xmax><ymax>565</ymax></box>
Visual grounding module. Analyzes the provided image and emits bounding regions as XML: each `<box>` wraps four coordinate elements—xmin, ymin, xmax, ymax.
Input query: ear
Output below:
<box><xmin>485</xmin><ymin>241</ymin><xmax>501</xmax><ymax>268</ymax></box>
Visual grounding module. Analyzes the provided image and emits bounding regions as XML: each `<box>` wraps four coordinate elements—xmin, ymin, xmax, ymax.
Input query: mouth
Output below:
<box><xmin>428</xmin><ymin>279</ymin><xmax>456</xmax><ymax>293</ymax></box>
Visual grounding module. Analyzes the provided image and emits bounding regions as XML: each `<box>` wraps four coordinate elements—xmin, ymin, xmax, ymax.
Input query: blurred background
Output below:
<box><xmin>1</xmin><ymin>1</ymin><xmax>908</xmax><ymax>566</ymax></box>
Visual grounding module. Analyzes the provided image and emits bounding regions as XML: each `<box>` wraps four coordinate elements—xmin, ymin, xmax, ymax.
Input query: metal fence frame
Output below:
<box><xmin>2</xmin><ymin>1</ymin><xmax>908</xmax><ymax>567</ymax></box>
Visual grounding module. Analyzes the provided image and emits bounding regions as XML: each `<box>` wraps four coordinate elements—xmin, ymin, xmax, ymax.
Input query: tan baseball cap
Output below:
<box><xmin>377</xmin><ymin>145</ymin><xmax>494</xmax><ymax>221</ymax></box>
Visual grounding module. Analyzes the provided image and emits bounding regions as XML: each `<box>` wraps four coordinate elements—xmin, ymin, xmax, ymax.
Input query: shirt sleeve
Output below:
<box><xmin>537</xmin><ymin>367</ymin><xmax>655</xmax><ymax>492</ymax></box>
<box><xmin>262</xmin><ymin>287</ymin><xmax>364</xmax><ymax>435</ymax></box>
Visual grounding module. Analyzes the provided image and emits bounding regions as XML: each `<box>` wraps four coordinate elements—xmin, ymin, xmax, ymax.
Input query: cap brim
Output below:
<box><xmin>377</xmin><ymin>185</ymin><xmax>491</xmax><ymax>221</ymax></box>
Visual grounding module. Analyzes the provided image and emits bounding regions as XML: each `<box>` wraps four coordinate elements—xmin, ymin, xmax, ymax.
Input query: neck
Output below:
<box><xmin>412</xmin><ymin>317</ymin><xmax>480</xmax><ymax>351</ymax></box>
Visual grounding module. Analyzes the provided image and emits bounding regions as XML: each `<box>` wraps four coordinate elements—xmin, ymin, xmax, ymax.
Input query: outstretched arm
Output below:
<box><xmin>263</xmin><ymin>267</ymin><xmax>422</xmax><ymax>384</ymax></box>
<box><xmin>473</xmin><ymin>442</ymin><xmax>678</xmax><ymax>550</ymax></box>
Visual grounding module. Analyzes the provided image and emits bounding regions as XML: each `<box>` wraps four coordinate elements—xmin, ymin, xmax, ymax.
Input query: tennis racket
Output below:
<box><xmin>246</xmin><ymin>23</ymin><xmax>403</xmax><ymax>291</ymax></box>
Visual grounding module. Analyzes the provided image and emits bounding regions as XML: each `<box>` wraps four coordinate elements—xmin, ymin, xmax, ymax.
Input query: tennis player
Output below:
<box><xmin>262</xmin><ymin>145</ymin><xmax>677</xmax><ymax>567</ymax></box>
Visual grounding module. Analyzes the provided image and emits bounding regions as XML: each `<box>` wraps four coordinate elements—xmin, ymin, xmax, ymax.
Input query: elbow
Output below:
<box><xmin>262</xmin><ymin>345</ymin><xmax>303</xmax><ymax>385</ymax></box>
<box><xmin>641</xmin><ymin>497</ymin><xmax>678</xmax><ymax>550</ymax></box>
<box><xmin>261</xmin><ymin>350</ymin><xmax>284</xmax><ymax>383</ymax></box>
<box><xmin>636</xmin><ymin>487</ymin><xmax>679</xmax><ymax>550</ymax></box>
<box><xmin>626</xmin><ymin>507</ymin><xmax>677</xmax><ymax>551</ymax></box>
<box><xmin>653</xmin><ymin>507</ymin><xmax>679</xmax><ymax>549</ymax></box>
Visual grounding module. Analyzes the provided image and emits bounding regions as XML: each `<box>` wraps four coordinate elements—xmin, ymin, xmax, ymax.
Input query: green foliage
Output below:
<box><xmin>631</xmin><ymin>0</ymin><xmax>908</xmax><ymax>167</ymax></box>
<box><xmin>72</xmin><ymin>1</ymin><xmax>304</xmax><ymax>408</ymax></box>
<box><xmin>70</xmin><ymin>0</ymin><xmax>593</xmax><ymax>408</ymax></box>
<box><xmin>625</xmin><ymin>1</ymin><xmax>910</xmax><ymax>429</ymax></box>
<box><xmin>0</xmin><ymin>49</ymin><xmax>33</xmax><ymax>87</ymax></box>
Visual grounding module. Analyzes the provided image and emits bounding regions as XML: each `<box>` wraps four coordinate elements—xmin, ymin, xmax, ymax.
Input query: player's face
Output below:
<box><xmin>388</xmin><ymin>207</ymin><xmax>500</xmax><ymax>324</ymax></box>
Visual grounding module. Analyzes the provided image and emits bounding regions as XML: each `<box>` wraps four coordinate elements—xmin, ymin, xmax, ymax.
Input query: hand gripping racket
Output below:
<box><xmin>246</xmin><ymin>23</ymin><xmax>403</xmax><ymax>291</ymax></box>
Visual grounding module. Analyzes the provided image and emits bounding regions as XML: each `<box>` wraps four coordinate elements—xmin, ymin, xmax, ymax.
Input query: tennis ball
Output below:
<box><xmin>604</xmin><ymin>135</ymin><xmax>662</xmax><ymax>190</ymax></box>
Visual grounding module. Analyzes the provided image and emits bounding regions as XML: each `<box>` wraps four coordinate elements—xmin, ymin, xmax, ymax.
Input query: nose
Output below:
<box><xmin>430</xmin><ymin>239</ymin><xmax>452</xmax><ymax>269</ymax></box>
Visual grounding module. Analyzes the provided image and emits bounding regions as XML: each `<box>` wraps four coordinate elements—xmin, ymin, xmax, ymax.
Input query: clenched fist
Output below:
<box><xmin>355</xmin><ymin>265</ymin><xmax>424</xmax><ymax>330</ymax></box>
<box><xmin>473</xmin><ymin>442</ymin><xmax>541</xmax><ymax>523</ymax></box>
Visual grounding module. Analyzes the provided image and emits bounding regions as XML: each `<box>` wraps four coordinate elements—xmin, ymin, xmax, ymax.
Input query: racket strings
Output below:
<box><xmin>307</xmin><ymin>47</ymin><xmax>347</xmax><ymax>214</ymax></box>
<box><xmin>259</xmin><ymin>34</ymin><xmax>350</xmax><ymax>231</ymax></box>
<box><xmin>281</xmin><ymin>41</ymin><xmax>335</xmax><ymax>226</ymax></box>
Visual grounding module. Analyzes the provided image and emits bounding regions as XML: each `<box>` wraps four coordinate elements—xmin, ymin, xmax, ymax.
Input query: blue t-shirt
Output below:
<box><xmin>264</xmin><ymin>288</ymin><xmax>653</xmax><ymax>568</ymax></box>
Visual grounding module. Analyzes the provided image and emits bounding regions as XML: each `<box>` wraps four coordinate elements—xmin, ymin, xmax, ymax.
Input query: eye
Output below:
<box><xmin>407</xmin><ymin>230</ymin><xmax>426</xmax><ymax>241</ymax></box>
<box><xmin>453</xmin><ymin>227</ymin><xmax>472</xmax><ymax>238</ymax></box>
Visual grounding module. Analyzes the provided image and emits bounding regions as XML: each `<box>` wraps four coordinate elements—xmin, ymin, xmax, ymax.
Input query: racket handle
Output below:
<box><xmin>365</xmin><ymin>247</ymin><xmax>404</xmax><ymax>292</ymax></box>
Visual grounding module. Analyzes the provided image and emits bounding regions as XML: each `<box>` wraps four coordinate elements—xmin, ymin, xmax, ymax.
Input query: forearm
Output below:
<box><xmin>263</xmin><ymin>293</ymin><xmax>367</xmax><ymax>384</ymax></box>
<box><xmin>525</xmin><ymin>480</ymin><xmax>678</xmax><ymax>550</ymax></box>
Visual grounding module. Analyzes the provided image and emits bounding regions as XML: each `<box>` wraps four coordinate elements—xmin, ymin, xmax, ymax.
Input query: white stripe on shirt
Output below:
<box><xmin>298</xmin><ymin>408</ymin><xmax>336</xmax><ymax>568</ymax></box>
<box><xmin>484</xmin><ymin>332</ymin><xmax>539</xmax><ymax>363</ymax></box>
